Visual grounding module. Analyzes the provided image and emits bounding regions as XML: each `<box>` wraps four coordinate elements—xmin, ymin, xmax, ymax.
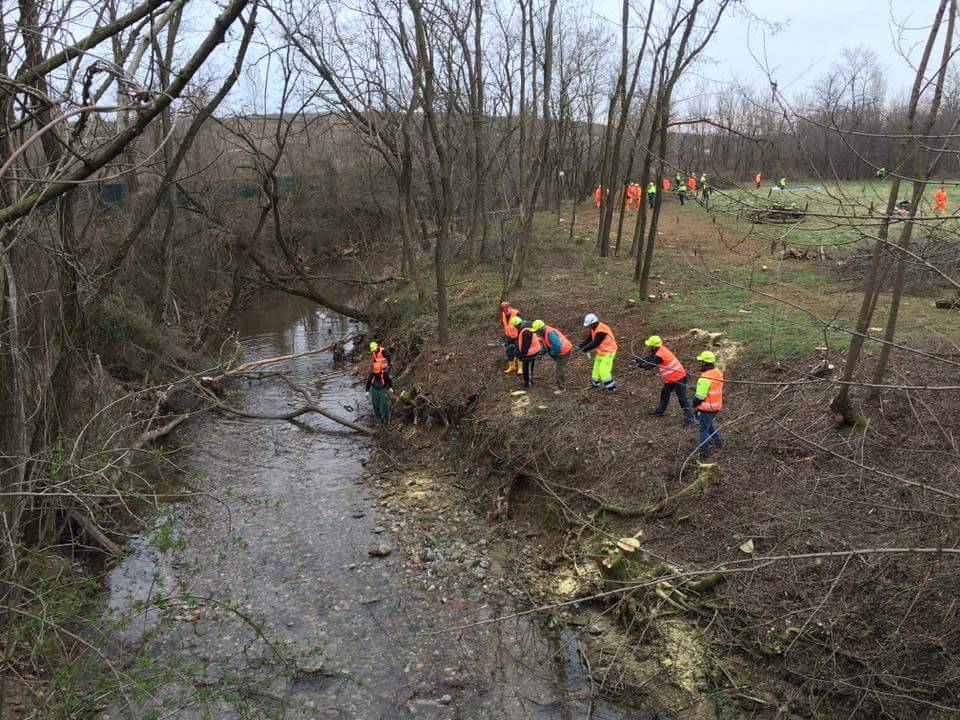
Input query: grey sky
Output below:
<box><xmin>596</xmin><ymin>0</ymin><xmax>932</xmax><ymax>98</ymax></box>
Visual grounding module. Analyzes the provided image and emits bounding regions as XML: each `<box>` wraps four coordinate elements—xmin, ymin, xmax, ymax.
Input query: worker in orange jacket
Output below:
<box><xmin>933</xmin><ymin>185</ymin><xmax>947</xmax><ymax>214</ymax></box>
<box><xmin>594</xmin><ymin>185</ymin><xmax>602</xmax><ymax>209</ymax></box>
<box><xmin>754</xmin><ymin>171</ymin><xmax>762</xmax><ymax>189</ymax></box>
<box><xmin>692</xmin><ymin>350</ymin><xmax>724</xmax><ymax>461</ymax></box>
<box><xmin>578</xmin><ymin>313</ymin><xmax>617</xmax><ymax>394</ymax></box>
<box><xmin>635</xmin><ymin>335</ymin><xmax>694</xmax><ymax>426</ymax></box>
<box><xmin>514</xmin><ymin>316</ymin><xmax>541</xmax><ymax>389</ymax></box>
<box><xmin>661</xmin><ymin>178</ymin><xmax>671</xmax><ymax>192</ymax></box>
<box><xmin>687</xmin><ymin>176</ymin><xmax>697</xmax><ymax>195</ymax></box>
<box><xmin>499</xmin><ymin>301</ymin><xmax>523</xmax><ymax>374</ymax></box>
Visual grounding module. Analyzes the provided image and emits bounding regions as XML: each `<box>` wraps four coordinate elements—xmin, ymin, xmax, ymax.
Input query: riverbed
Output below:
<box><xmin>105</xmin><ymin>295</ymin><xmax>648</xmax><ymax>719</ymax></box>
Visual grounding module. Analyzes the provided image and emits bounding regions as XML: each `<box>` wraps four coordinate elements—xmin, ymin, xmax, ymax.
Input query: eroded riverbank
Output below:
<box><xmin>103</xmin><ymin>296</ymin><xmax>647</xmax><ymax>719</ymax></box>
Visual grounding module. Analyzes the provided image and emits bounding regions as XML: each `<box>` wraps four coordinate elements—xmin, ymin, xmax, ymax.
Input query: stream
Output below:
<box><xmin>105</xmin><ymin>295</ymin><xmax>649</xmax><ymax>719</ymax></box>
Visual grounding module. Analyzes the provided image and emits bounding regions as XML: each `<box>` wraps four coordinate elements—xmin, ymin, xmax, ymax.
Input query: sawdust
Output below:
<box><xmin>686</xmin><ymin>327</ymin><xmax>744</xmax><ymax>370</ymax></box>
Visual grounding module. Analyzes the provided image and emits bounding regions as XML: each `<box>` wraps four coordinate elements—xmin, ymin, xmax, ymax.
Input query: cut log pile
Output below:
<box><xmin>741</xmin><ymin>203</ymin><xmax>805</xmax><ymax>225</ymax></box>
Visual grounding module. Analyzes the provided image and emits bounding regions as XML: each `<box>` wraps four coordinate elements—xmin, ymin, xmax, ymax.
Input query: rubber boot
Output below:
<box><xmin>504</xmin><ymin>359</ymin><xmax>516</xmax><ymax>373</ymax></box>
<box><xmin>516</xmin><ymin>361</ymin><xmax>523</xmax><ymax>375</ymax></box>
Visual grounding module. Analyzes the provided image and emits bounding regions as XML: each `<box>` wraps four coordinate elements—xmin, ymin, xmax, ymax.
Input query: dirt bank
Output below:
<box><xmin>371</xmin><ymin>205</ymin><xmax>960</xmax><ymax>719</ymax></box>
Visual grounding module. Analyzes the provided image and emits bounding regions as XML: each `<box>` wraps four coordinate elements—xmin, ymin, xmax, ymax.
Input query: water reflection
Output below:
<box><xmin>106</xmin><ymin>294</ymin><xmax>647</xmax><ymax>719</ymax></box>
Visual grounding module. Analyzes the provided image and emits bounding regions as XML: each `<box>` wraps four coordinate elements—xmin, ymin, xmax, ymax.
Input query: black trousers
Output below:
<box><xmin>655</xmin><ymin>377</ymin><xmax>693</xmax><ymax>421</ymax></box>
<box><xmin>521</xmin><ymin>357</ymin><xmax>536</xmax><ymax>387</ymax></box>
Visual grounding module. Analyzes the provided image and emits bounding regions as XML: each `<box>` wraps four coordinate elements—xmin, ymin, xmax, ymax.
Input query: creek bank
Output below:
<box><xmin>364</xmin><ymin>424</ymin><xmax>733</xmax><ymax>718</ymax></box>
<box><xmin>95</xmin><ymin>296</ymin><xmax>647</xmax><ymax>720</ymax></box>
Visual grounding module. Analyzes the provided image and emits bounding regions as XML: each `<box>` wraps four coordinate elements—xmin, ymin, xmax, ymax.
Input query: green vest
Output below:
<box><xmin>647</xmin><ymin>183</ymin><xmax>656</xmax><ymax>193</ymax></box>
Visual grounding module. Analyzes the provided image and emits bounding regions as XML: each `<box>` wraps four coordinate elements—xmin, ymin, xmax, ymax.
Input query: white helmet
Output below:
<box><xmin>583</xmin><ymin>313</ymin><xmax>599</xmax><ymax>327</ymax></box>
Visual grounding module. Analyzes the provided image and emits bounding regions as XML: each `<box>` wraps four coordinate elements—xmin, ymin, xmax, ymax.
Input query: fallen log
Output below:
<box><xmin>211</xmin><ymin>339</ymin><xmax>349</xmax><ymax>382</ymax></box>
<box><xmin>935</xmin><ymin>298</ymin><xmax>960</xmax><ymax>310</ymax></box>
<box><xmin>202</xmin><ymin>372</ymin><xmax>373</xmax><ymax>435</ymax></box>
<box><xmin>214</xmin><ymin>402</ymin><xmax>372</xmax><ymax>435</ymax></box>
<box><xmin>70</xmin><ymin>510</ymin><xmax>124</xmax><ymax>556</ymax></box>
<box><xmin>599</xmin><ymin>463</ymin><xmax>716</xmax><ymax>518</ymax></box>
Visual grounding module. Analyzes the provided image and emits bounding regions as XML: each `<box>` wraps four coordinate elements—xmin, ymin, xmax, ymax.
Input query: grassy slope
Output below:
<box><xmin>393</xmin><ymin>188</ymin><xmax>960</xmax><ymax>361</ymax></box>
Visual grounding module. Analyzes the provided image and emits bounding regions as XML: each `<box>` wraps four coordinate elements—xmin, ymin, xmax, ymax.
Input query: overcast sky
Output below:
<box><xmin>597</xmin><ymin>0</ymin><xmax>932</xmax><ymax>99</ymax></box>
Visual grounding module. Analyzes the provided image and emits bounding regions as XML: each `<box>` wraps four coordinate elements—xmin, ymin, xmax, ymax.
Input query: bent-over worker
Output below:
<box><xmin>366</xmin><ymin>341</ymin><xmax>393</xmax><ymax>425</ymax></box>
<box><xmin>514</xmin><ymin>316</ymin><xmax>541</xmax><ymax>389</ymax></box>
<box><xmin>635</xmin><ymin>335</ymin><xmax>693</xmax><ymax>426</ymax></box>
<box><xmin>579</xmin><ymin>313</ymin><xmax>617</xmax><ymax>394</ymax></box>
<box><xmin>533</xmin><ymin>319</ymin><xmax>572</xmax><ymax>393</ymax></box>
<box><xmin>692</xmin><ymin>350</ymin><xmax>724</xmax><ymax>461</ymax></box>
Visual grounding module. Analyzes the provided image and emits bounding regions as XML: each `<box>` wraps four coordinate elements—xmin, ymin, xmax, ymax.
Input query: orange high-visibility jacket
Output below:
<box><xmin>687</xmin><ymin>177</ymin><xmax>697</xmax><ymax>191</ymax></box>
<box><xmin>543</xmin><ymin>325</ymin><xmax>573</xmax><ymax>355</ymax></box>
<box><xmin>371</xmin><ymin>348</ymin><xmax>389</xmax><ymax>382</ymax></box>
<box><xmin>591</xmin><ymin>322</ymin><xmax>618</xmax><ymax>355</ymax></box>
<box><xmin>754</xmin><ymin>172</ymin><xmax>762</xmax><ymax>186</ymax></box>
<box><xmin>934</xmin><ymin>188</ymin><xmax>947</xmax><ymax>210</ymax></box>
<box><xmin>699</xmin><ymin>368</ymin><xmax>724</xmax><ymax>411</ymax></box>
<box><xmin>501</xmin><ymin>308</ymin><xmax>519</xmax><ymax>339</ymax></box>
<box><xmin>662</xmin><ymin>178</ymin><xmax>671</xmax><ymax>191</ymax></box>
<box><xmin>517</xmin><ymin>326</ymin><xmax>542</xmax><ymax>358</ymax></box>
<box><xmin>655</xmin><ymin>345</ymin><xmax>686</xmax><ymax>384</ymax></box>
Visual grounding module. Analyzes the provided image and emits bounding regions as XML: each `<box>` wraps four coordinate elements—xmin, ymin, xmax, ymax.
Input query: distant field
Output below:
<box><xmin>706</xmin><ymin>178</ymin><xmax>960</xmax><ymax>258</ymax></box>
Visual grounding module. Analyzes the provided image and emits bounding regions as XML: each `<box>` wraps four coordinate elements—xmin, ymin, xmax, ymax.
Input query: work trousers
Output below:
<box><xmin>647</xmin><ymin>192</ymin><xmax>656</xmax><ymax>209</ymax></box>
<box><xmin>696</xmin><ymin>411</ymin><xmax>724</xmax><ymax>460</ymax></box>
<box><xmin>655</xmin><ymin>378</ymin><xmax>693</xmax><ymax>423</ymax></box>
<box><xmin>678</xmin><ymin>192</ymin><xmax>686</xmax><ymax>206</ymax></box>
<box><xmin>503</xmin><ymin>338</ymin><xmax>518</xmax><ymax>361</ymax></box>
<box><xmin>702</xmin><ymin>191</ymin><xmax>710</xmax><ymax>208</ymax></box>
<box><xmin>551</xmin><ymin>353</ymin><xmax>571</xmax><ymax>389</ymax></box>
<box><xmin>521</xmin><ymin>356</ymin><xmax>536</xmax><ymax>388</ymax></box>
<box><xmin>591</xmin><ymin>353</ymin><xmax>617</xmax><ymax>392</ymax></box>
<box><xmin>370</xmin><ymin>385</ymin><xmax>389</xmax><ymax>424</ymax></box>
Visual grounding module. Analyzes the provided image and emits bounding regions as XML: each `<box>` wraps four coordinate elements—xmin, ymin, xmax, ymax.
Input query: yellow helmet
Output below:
<box><xmin>369</xmin><ymin>341</ymin><xmax>379</xmax><ymax>352</ymax></box>
<box><xmin>510</xmin><ymin>315</ymin><xmax>524</xmax><ymax>327</ymax></box>
<box><xmin>531</xmin><ymin>319</ymin><xmax>545</xmax><ymax>332</ymax></box>
<box><xmin>697</xmin><ymin>350</ymin><xmax>716</xmax><ymax>363</ymax></box>
<box><xmin>645</xmin><ymin>335</ymin><xmax>662</xmax><ymax>347</ymax></box>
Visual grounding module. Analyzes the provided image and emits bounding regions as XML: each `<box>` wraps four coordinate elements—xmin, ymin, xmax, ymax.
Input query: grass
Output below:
<box><xmin>385</xmin><ymin>197</ymin><xmax>960</xmax><ymax>363</ymax></box>
<box><xmin>710</xmin><ymin>178</ymin><xmax>960</xmax><ymax>258</ymax></box>
<box><xmin>648</xmin><ymin>266</ymin><xmax>852</xmax><ymax>360</ymax></box>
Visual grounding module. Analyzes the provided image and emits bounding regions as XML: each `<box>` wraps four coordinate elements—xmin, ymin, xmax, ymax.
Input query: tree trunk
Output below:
<box><xmin>867</xmin><ymin>0</ymin><xmax>955</xmax><ymax>394</ymax></box>
<box><xmin>830</xmin><ymin>0</ymin><xmax>951</xmax><ymax>423</ymax></box>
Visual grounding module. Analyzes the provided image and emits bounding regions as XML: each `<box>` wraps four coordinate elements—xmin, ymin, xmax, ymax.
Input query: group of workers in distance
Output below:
<box><xmin>596</xmin><ymin>171</ymin><xmax>953</xmax><ymax>216</ymax></box>
<box><xmin>595</xmin><ymin>172</ymin><xmax>712</xmax><ymax>212</ymax></box>
<box><xmin>499</xmin><ymin>301</ymin><xmax>725</xmax><ymax>462</ymax></box>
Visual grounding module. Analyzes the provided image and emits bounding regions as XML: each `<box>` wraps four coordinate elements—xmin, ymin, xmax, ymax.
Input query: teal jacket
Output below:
<box><xmin>545</xmin><ymin>329</ymin><xmax>564</xmax><ymax>358</ymax></box>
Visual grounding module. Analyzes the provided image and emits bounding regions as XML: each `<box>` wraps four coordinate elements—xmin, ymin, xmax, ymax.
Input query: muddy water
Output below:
<box><xmin>106</xmin><ymin>295</ymin><xmax>647</xmax><ymax>720</ymax></box>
